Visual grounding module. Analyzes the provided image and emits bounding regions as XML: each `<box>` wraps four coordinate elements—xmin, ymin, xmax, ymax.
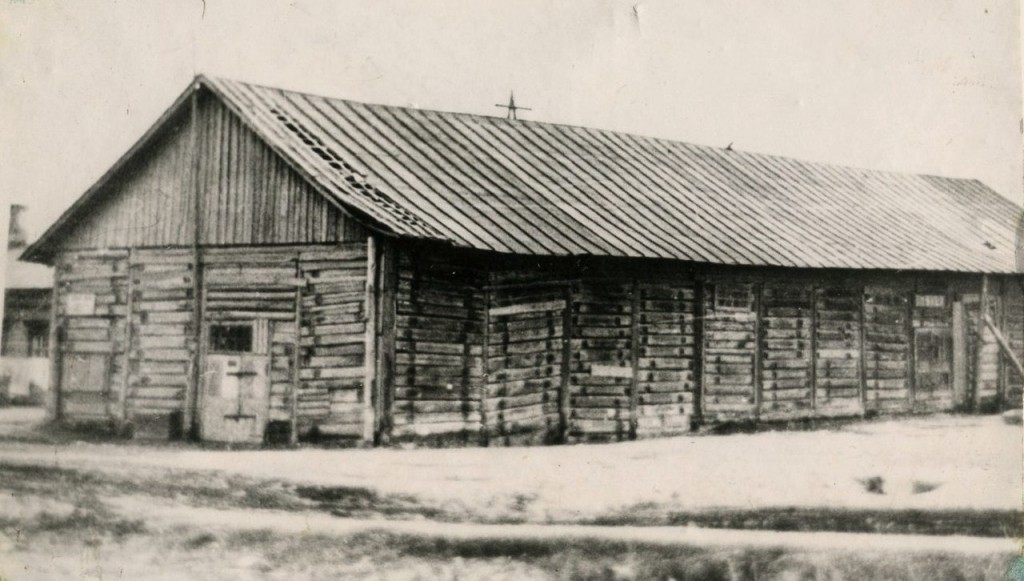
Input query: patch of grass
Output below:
<box><xmin>182</xmin><ymin>531</ymin><xmax>219</xmax><ymax>549</ymax></box>
<box><xmin>664</xmin><ymin>507</ymin><xmax>1022</xmax><ymax>538</ymax></box>
<box><xmin>587</xmin><ymin>504</ymin><xmax>1024</xmax><ymax>538</ymax></box>
<box><xmin>32</xmin><ymin>496</ymin><xmax>146</xmax><ymax>539</ymax></box>
<box><xmin>0</xmin><ymin>462</ymin><xmax>310</xmax><ymax>512</ymax></box>
<box><xmin>338</xmin><ymin>531</ymin><xmax>1017</xmax><ymax>581</ymax></box>
<box><xmin>294</xmin><ymin>484</ymin><xmax>451</xmax><ymax>520</ymax></box>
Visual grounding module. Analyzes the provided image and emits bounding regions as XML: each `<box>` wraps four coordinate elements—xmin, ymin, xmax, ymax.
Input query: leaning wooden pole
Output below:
<box><xmin>983</xmin><ymin>313</ymin><xmax>1024</xmax><ymax>380</ymax></box>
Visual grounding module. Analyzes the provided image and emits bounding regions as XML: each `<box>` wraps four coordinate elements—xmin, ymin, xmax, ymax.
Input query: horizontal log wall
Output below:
<box><xmin>127</xmin><ymin>248</ymin><xmax>194</xmax><ymax>429</ymax></box>
<box><xmin>52</xmin><ymin>242</ymin><xmax>370</xmax><ymax>441</ymax></box>
<box><xmin>392</xmin><ymin>253</ymin><xmax>485</xmax><ymax>443</ymax></box>
<box><xmin>383</xmin><ymin>249</ymin><xmax>1024</xmax><ymax>446</ymax></box>
<box><xmin>486</xmin><ymin>282</ymin><xmax>566</xmax><ymax>446</ymax></box>
<box><xmin>759</xmin><ymin>284</ymin><xmax>814</xmax><ymax>421</ymax></box>
<box><xmin>298</xmin><ymin>246</ymin><xmax>369</xmax><ymax>438</ymax></box>
<box><xmin>863</xmin><ymin>286</ymin><xmax>911</xmax><ymax>413</ymax></box>
<box><xmin>635</xmin><ymin>281</ymin><xmax>695</xmax><ymax>436</ymax></box>
<box><xmin>813</xmin><ymin>286</ymin><xmax>864</xmax><ymax>417</ymax></box>
<box><xmin>701</xmin><ymin>281</ymin><xmax>757</xmax><ymax>423</ymax></box>
<box><xmin>1002</xmin><ymin>280</ymin><xmax>1024</xmax><ymax>407</ymax></box>
<box><xmin>50</xmin><ymin>237</ymin><xmax>1023</xmax><ymax>445</ymax></box>
<box><xmin>569</xmin><ymin>281</ymin><xmax>634</xmax><ymax>442</ymax></box>
<box><xmin>54</xmin><ymin>250</ymin><xmax>131</xmax><ymax>422</ymax></box>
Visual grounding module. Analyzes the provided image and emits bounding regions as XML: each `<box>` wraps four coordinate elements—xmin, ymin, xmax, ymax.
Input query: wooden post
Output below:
<box><xmin>996</xmin><ymin>278</ymin><xmax>1007</xmax><ymax>411</ymax></box>
<box><xmin>480</xmin><ymin>285</ymin><xmax>491</xmax><ymax>446</ymax></box>
<box><xmin>559</xmin><ymin>284</ymin><xmax>572</xmax><ymax>443</ymax></box>
<box><xmin>185</xmin><ymin>83</ymin><xmax>205</xmax><ymax>440</ymax></box>
<box><xmin>809</xmin><ymin>286</ymin><xmax>818</xmax><ymax>412</ymax></box>
<box><xmin>361</xmin><ymin>236</ymin><xmax>378</xmax><ymax>445</ymax></box>
<box><xmin>289</xmin><ymin>256</ymin><xmax>302</xmax><ymax>446</ymax></box>
<box><xmin>753</xmin><ymin>282</ymin><xmax>763</xmax><ymax>420</ymax></box>
<box><xmin>973</xmin><ymin>275</ymin><xmax>989</xmax><ymax>412</ymax></box>
<box><xmin>629</xmin><ymin>279</ymin><xmax>640</xmax><ymax>439</ymax></box>
<box><xmin>120</xmin><ymin>248</ymin><xmax>134</xmax><ymax>425</ymax></box>
<box><xmin>46</xmin><ymin>266</ymin><xmax>62</xmax><ymax>421</ymax></box>
<box><xmin>374</xmin><ymin>240</ymin><xmax>397</xmax><ymax>445</ymax></box>
<box><xmin>906</xmin><ymin>288</ymin><xmax>917</xmax><ymax>410</ymax></box>
<box><xmin>858</xmin><ymin>285</ymin><xmax>867</xmax><ymax>415</ymax></box>
<box><xmin>692</xmin><ymin>279</ymin><xmax>706</xmax><ymax>428</ymax></box>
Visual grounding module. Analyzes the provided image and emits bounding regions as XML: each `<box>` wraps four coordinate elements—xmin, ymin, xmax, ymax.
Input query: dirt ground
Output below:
<box><xmin>0</xmin><ymin>409</ymin><xmax>1020</xmax><ymax>579</ymax></box>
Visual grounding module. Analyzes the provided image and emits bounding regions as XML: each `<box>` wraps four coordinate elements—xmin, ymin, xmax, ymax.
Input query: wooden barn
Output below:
<box><xmin>23</xmin><ymin>75</ymin><xmax>1024</xmax><ymax>446</ymax></box>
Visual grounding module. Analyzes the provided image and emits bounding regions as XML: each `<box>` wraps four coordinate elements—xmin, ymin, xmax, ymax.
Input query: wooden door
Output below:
<box><xmin>59</xmin><ymin>352</ymin><xmax>112</xmax><ymax>419</ymax></box>
<box><xmin>911</xmin><ymin>293</ymin><xmax>954</xmax><ymax>411</ymax></box>
<box><xmin>200</xmin><ymin>321</ymin><xmax>270</xmax><ymax>443</ymax></box>
<box><xmin>914</xmin><ymin>327</ymin><xmax>953</xmax><ymax>407</ymax></box>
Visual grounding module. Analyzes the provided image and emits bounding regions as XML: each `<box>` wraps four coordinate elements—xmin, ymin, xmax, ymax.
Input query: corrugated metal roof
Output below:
<box><xmin>27</xmin><ymin>75</ymin><xmax>1024</xmax><ymax>273</ymax></box>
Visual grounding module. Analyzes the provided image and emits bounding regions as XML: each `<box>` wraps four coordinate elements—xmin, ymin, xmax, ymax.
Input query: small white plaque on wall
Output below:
<box><xmin>64</xmin><ymin>293</ymin><xmax>96</xmax><ymax>316</ymax></box>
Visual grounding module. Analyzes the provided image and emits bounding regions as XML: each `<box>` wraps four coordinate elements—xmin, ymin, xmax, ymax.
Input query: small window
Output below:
<box><xmin>209</xmin><ymin>324</ymin><xmax>253</xmax><ymax>353</ymax></box>
<box><xmin>713</xmin><ymin>283</ymin><xmax>754</xmax><ymax>311</ymax></box>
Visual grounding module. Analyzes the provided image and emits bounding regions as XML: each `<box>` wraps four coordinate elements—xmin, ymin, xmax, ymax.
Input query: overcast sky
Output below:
<box><xmin>1</xmin><ymin>0</ymin><xmax>1021</xmax><ymax>239</ymax></box>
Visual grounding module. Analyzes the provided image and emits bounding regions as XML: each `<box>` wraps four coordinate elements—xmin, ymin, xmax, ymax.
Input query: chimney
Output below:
<box><xmin>8</xmin><ymin>204</ymin><xmax>27</xmax><ymax>249</ymax></box>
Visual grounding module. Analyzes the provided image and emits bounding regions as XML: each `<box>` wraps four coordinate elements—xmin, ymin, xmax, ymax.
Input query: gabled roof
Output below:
<box><xmin>26</xmin><ymin>75</ymin><xmax>1022</xmax><ymax>273</ymax></box>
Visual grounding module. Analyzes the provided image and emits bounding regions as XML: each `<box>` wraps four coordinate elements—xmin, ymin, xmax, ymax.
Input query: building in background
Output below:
<box><xmin>2</xmin><ymin>205</ymin><xmax>53</xmax><ymax>404</ymax></box>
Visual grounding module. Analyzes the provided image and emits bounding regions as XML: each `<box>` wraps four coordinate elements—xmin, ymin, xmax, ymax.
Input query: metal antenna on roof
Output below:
<box><xmin>495</xmin><ymin>91</ymin><xmax>531</xmax><ymax>120</ymax></box>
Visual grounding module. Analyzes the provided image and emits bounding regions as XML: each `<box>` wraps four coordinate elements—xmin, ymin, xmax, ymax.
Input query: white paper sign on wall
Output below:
<box><xmin>64</xmin><ymin>293</ymin><xmax>96</xmax><ymax>316</ymax></box>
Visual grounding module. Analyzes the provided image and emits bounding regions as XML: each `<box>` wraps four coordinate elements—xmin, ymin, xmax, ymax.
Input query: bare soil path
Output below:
<box><xmin>0</xmin><ymin>412</ymin><xmax>1018</xmax><ymax>519</ymax></box>
<box><xmin>0</xmin><ymin>410</ymin><xmax>1020</xmax><ymax>579</ymax></box>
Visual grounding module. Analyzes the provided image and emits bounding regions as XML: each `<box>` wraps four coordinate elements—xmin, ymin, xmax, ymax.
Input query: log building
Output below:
<box><xmin>23</xmin><ymin>76</ymin><xmax>1024</xmax><ymax>445</ymax></box>
<box><xmin>3</xmin><ymin>205</ymin><xmax>53</xmax><ymax>404</ymax></box>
